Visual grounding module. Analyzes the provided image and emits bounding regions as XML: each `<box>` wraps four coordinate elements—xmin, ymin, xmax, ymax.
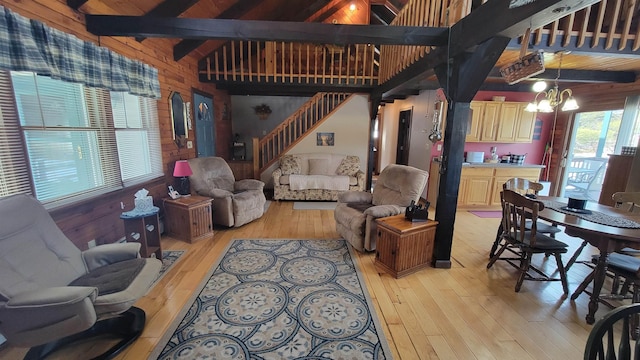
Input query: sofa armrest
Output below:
<box><xmin>235</xmin><ymin>179</ymin><xmax>265</xmax><ymax>191</ymax></box>
<box><xmin>82</xmin><ymin>243</ymin><xmax>141</xmax><ymax>271</ymax></box>
<box><xmin>6</xmin><ymin>287</ymin><xmax>97</xmax><ymax>308</ymax></box>
<box><xmin>337</xmin><ymin>191</ymin><xmax>372</xmax><ymax>204</ymax></box>
<box><xmin>0</xmin><ymin>287</ymin><xmax>98</xmax><ymax>346</ymax></box>
<box><xmin>364</xmin><ymin>204</ymin><xmax>404</xmax><ymax>218</ymax></box>
<box><xmin>199</xmin><ymin>188</ymin><xmax>233</xmax><ymax>199</ymax></box>
<box><xmin>272</xmin><ymin>168</ymin><xmax>283</xmax><ymax>186</ymax></box>
<box><xmin>355</xmin><ymin>171</ymin><xmax>365</xmax><ymax>190</ymax></box>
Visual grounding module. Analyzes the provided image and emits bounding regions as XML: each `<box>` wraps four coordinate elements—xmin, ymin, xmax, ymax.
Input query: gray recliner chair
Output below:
<box><xmin>188</xmin><ymin>157</ymin><xmax>266</xmax><ymax>227</ymax></box>
<box><xmin>334</xmin><ymin>164</ymin><xmax>429</xmax><ymax>252</ymax></box>
<box><xmin>0</xmin><ymin>194</ymin><xmax>162</xmax><ymax>359</ymax></box>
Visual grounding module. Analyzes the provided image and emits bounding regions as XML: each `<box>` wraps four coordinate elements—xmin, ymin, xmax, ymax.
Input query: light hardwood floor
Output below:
<box><xmin>1</xmin><ymin>201</ymin><xmax>608</xmax><ymax>359</ymax></box>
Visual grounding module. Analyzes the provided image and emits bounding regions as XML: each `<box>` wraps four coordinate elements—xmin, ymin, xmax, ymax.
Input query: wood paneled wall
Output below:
<box><xmin>2</xmin><ymin>1</ymin><xmax>232</xmax><ymax>249</ymax></box>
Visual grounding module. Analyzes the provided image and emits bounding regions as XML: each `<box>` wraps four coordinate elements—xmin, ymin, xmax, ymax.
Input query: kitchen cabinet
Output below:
<box><xmin>490</xmin><ymin>168</ymin><xmax>544</xmax><ymax>206</ymax></box>
<box><xmin>466</xmin><ymin>101</ymin><xmax>536</xmax><ymax>143</ymax></box>
<box><xmin>427</xmin><ymin>161</ymin><xmax>544</xmax><ymax>210</ymax></box>
<box><xmin>459</xmin><ymin>168</ymin><xmax>493</xmax><ymax>206</ymax></box>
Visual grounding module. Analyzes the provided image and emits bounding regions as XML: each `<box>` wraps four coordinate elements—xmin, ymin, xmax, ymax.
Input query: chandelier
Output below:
<box><xmin>525</xmin><ymin>52</ymin><xmax>579</xmax><ymax>113</ymax></box>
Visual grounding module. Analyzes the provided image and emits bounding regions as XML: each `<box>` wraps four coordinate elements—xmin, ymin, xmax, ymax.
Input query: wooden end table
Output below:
<box><xmin>163</xmin><ymin>196</ymin><xmax>214</xmax><ymax>243</ymax></box>
<box><xmin>375</xmin><ymin>214</ymin><xmax>438</xmax><ymax>278</ymax></box>
<box><xmin>120</xmin><ymin>208</ymin><xmax>162</xmax><ymax>260</ymax></box>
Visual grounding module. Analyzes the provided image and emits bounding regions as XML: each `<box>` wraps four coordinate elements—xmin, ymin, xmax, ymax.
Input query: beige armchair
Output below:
<box><xmin>0</xmin><ymin>194</ymin><xmax>162</xmax><ymax>359</ymax></box>
<box><xmin>188</xmin><ymin>157</ymin><xmax>266</xmax><ymax>227</ymax></box>
<box><xmin>334</xmin><ymin>164</ymin><xmax>429</xmax><ymax>252</ymax></box>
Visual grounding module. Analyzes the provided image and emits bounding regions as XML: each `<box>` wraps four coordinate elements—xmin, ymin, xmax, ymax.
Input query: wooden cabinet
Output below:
<box><xmin>598</xmin><ymin>155</ymin><xmax>634</xmax><ymax>206</ymax></box>
<box><xmin>467</xmin><ymin>101</ymin><xmax>536</xmax><ymax>143</ymax></box>
<box><xmin>466</xmin><ymin>102</ymin><xmax>484</xmax><ymax>142</ymax></box>
<box><xmin>163</xmin><ymin>196</ymin><xmax>213</xmax><ymax>243</ymax></box>
<box><xmin>426</xmin><ymin>161</ymin><xmax>543</xmax><ymax>210</ymax></box>
<box><xmin>490</xmin><ymin>168</ymin><xmax>543</xmax><ymax>206</ymax></box>
<box><xmin>459</xmin><ymin>168</ymin><xmax>493</xmax><ymax>206</ymax></box>
<box><xmin>121</xmin><ymin>210</ymin><xmax>162</xmax><ymax>259</ymax></box>
<box><xmin>514</xmin><ymin>105</ymin><xmax>537</xmax><ymax>143</ymax></box>
<box><xmin>375</xmin><ymin>215</ymin><xmax>438</xmax><ymax>278</ymax></box>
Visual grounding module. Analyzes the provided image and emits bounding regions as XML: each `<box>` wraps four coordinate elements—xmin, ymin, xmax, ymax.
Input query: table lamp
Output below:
<box><xmin>173</xmin><ymin>160</ymin><xmax>193</xmax><ymax>195</ymax></box>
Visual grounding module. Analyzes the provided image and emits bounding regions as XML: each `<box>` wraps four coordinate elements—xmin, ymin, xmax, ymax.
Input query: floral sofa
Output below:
<box><xmin>272</xmin><ymin>153</ymin><xmax>365</xmax><ymax>201</ymax></box>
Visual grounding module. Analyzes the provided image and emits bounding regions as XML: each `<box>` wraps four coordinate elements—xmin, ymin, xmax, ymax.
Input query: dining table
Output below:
<box><xmin>536</xmin><ymin>196</ymin><xmax>640</xmax><ymax>324</ymax></box>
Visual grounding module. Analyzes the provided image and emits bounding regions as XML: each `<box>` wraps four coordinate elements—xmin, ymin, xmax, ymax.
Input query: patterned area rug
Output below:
<box><xmin>150</xmin><ymin>239</ymin><xmax>392</xmax><ymax>359</ymax></box>
<box><xmin>153</xmin><ymin>250</ymin><xmax>185</xmax><ymax>286</ymax></box>
<box><xmin>293</xmin><ymin>201</ymin><xmax>338</xmax><ymax>210</ymax></box>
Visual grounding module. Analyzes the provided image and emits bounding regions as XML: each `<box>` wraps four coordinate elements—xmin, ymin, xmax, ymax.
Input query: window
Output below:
<box><xmin>0</xmin><ymin>71</ymin><xmax>162</xmax><ymax>207</ymax></box>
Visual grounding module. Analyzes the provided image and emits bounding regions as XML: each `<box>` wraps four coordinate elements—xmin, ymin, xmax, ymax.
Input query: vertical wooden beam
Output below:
<box><xmin>367</xmin><ymin>95</ymin><xmax>382</xmax><ymax>191</ymax></box>
<box><xmin>431</xmin><ymin>36</ymin><xmax>510</xmax><ymax>268</ymax></box>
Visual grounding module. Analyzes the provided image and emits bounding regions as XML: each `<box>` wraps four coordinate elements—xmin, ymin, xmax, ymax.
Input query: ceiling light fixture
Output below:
<box><xmin>349</xmin><ymin>3</ymin><xmax>356</xmax><ymax>11</ymax></box>
<box><xmin>525</xmin><ymin>51</ymin><xmax>579</xmax><ymax>113</ymax></box>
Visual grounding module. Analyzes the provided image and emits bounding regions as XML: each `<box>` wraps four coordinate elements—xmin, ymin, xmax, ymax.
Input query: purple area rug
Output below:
<box><xmin>469</xmin><ymin>211</ymin><xmax>503</xmax><ymax>218</ymax></box>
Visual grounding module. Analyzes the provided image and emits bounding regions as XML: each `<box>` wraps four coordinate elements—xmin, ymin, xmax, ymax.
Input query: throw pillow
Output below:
<box><xmin>308</xmin><ymin>158</ymin><xmax>329</xmax><ymax>175</ymax></box>
<box><xmin>280</xmin><ymin>155</ymin><xmax>301</xmax><ymax>175</ymax></box>
<box><xmin>336</xmin><ymin>156</ymin><xmax>360</xmax><ymax>176</ymax></box>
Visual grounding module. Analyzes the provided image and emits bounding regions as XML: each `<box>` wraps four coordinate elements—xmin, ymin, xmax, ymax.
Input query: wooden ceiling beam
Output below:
<box><xmin>67</xmin><ymin>0</ymin><xmax>88</xmax><ymax>10</ymax></box>
<box><xmin>486</xmin><ymin>67</ymin><xmax>637</xmax><ymax>83</ymax></box>
<box><xmin>508</xmin><ymin>34</ymin><xmax>640</xmax><ymax>57</ymax></box>
<box><xmin>136</xmin><ymin>0</ymin><xmax>201</xmax><ymax>42</ymax></box>
<box><xmin>85</xmin><ymin>15</ymin><xmax>449</xmax><ymax>46</ymax></box>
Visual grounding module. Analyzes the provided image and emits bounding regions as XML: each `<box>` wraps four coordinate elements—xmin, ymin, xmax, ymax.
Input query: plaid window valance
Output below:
<box><xmin>0</xmin><ymin>6</ymin><xmax>161</xmax><ymax>99</ymax></box>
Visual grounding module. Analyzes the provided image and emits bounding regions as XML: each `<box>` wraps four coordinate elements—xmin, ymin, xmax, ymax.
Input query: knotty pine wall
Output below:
<box><xmin>3</xmin><ymin>1</ymin><xmax>232</xmax><ymax>249</ymax></box>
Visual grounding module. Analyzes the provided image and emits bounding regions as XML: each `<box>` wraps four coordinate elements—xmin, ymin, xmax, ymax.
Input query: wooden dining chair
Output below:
<box><xmin>488</xmin><ymin>178</ymin><xmax>561</xmax><ymax>259</ymax></box>
<box><xmin>584</xmin><ymin>303</ymin><xmax>640</xmax><ymax>359</ymax></box>
<box><xmin>487</xmin><ymin>189</ymin><xmax>570</xmax><ymax>294</ymax></box>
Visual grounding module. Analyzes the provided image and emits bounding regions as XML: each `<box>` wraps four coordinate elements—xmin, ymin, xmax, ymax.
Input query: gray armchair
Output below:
<box><xmin>0</xmin><ymin>194</ymin><xmax>162</xmax><ymax>359</ymax></box>
<box><xmin>334</xmin><ymin>164</ymin><xmax>429</xmax><ymax>252</ymax></box>
<box><xmin>188</xmin><ymin>157</ymin><xmax>266</xmax><ymax>227</ymax></box>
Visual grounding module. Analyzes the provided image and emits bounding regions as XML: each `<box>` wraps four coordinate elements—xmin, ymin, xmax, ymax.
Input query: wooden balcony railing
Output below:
<box><xmin>379</xmin><ymin>0</ymin><xmax>639</xmax><ymax>84</ymax></box>
<box><xmin>255</xmin><ymin>92</ymin><xmax>353</xmax><ymax>174</ymax></box>
<box><xmin>378</xmin><ymin>0</ymin><xmax>469</xmax><ymax>84</ymax></box>
<box><xmin>201</xmin><ymin>41</ymin><xmax>377</xmax><ymax>86</ymax></box>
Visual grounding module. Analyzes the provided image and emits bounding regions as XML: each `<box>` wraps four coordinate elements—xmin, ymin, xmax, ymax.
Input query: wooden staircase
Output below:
<box><xmin>252</xmin><ymin>92</ymin><xmax>354</xmax><ymax>176</ymax></box>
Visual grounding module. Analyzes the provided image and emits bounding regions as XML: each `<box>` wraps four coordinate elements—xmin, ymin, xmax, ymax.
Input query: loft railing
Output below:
<box><xmin>378</xmin><ymin>0</ymin><xmax>467</xmax><ymax>84</ymax></box>
<box><xmin>254</xmin><ymin>92</ymin><xmax>353</xmax><ymax>174</ymax></box>
<box><xmin>201</xmin><ymin>41</ymin><xmax>377</xmax><ymax>86</ymax></box>
<box><xmin>525</xmin><ymin>0</ymin><xmax>640</xmax><ymax>51</ymax></box>
<box><xmin>379</xmin><ymin>0</ymin><xmax>639</xmax><ymax>84</ymax></box>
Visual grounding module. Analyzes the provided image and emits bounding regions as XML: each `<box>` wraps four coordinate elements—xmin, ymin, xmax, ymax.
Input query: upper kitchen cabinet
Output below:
<box><xmin>466</xmin><ymin>101</ymin><xmax>536</xmax><ymax>143</ymax></box>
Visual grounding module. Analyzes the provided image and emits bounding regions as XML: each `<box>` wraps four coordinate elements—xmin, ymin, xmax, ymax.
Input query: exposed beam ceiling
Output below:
<box><xmin>486</xmin><ymin>67</ymin><xmax>637</xmax><ymax>83</ymax></box>
<box><xmin>85</xmin><ymin>15</ymin><xmax>449</xmax><ymax>46</ymax></box>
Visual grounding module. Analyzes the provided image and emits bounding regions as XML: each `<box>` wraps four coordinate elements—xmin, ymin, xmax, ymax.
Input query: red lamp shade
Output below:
<box><xmin>173</xmin><ymin>160</ymin><xmax>193</xmax><ymax>177</ymax></box>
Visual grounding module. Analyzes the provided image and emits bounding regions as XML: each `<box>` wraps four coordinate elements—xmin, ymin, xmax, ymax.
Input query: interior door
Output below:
<box><xmin>193</xmin><ymin>91</ymin><xmax>215</xmax><ymax>157</ymax></box>
<box><xmin>396</xmin><ymin>108</ymin><xmax>412</xmax><ymax>165</ymax></box>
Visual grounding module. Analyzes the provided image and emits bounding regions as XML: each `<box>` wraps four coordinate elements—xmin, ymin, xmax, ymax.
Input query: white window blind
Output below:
<box><xmin>0</xmin><ymin>71</ymin><xmax>162</xmax><ymax>207</ymax></box>
<box><xmin>0</xmin><ymin>71</ymin><xmax>31</xmax><ymax>197</ymax></box>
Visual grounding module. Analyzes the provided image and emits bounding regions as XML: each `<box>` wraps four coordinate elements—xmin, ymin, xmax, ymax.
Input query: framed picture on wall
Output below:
<box><xmin>317</xmin><ymin>132</ymin><xmax>334</xmax><ymax>146</ymax></box>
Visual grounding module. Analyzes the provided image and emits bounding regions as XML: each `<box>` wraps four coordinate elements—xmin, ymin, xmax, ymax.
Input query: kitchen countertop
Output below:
<box><xmin>432</xmin><ymin>159</ymin><xmax>545</xmax><ymax>168</ymax></box>
<box><xmin>462</xmin><ymin>162</ymin><xmax>545</xmax><ymax>168</ymax></box>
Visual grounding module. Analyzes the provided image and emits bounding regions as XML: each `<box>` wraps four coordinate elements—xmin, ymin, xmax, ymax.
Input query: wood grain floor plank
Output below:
<box><xmin>0</xmin><ymin>203</ymin><xmax>607</xmax><ymax>360</ymax></box>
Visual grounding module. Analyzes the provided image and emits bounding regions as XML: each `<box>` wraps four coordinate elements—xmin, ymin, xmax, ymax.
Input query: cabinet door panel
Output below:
<box><xmin>458</xmin><ymin>178</ymin><xmax>468</xmax><ymax>206</ymax></box>
<box><xmin>466</xmin><ymin>177</ymin><xmax>492</xmax><ymax>205</ymax></box>
<box><xmin>495</xmin><ymin>103</ymin><xmax>519</xmax><ymax>142</ymax></box>
<box><xmin>480</xmin><ymin>102</ymin><xmax>500</xmax><ymax>141</ymax></box>
<box><xmin>515</xmin><ymin>105</ymin><xmax>536</xmax><ymax>142</ymax></box>
<box><xmin>466</xmin><ymin>102</ymin><xmax>483</xmax><ymax>142</ymax></box>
